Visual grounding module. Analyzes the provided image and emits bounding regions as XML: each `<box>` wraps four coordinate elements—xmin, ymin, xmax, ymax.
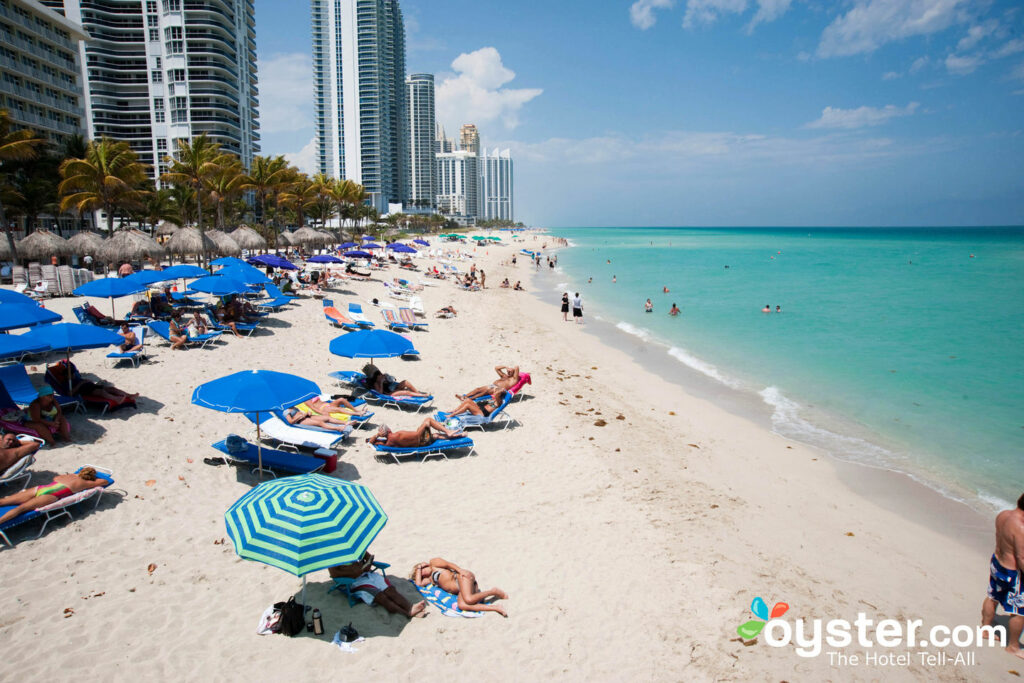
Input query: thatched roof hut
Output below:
<box><xmin>156</xmin><ymin>221</ymin><xmax>180</xmax><ymax>237</ymax></box>
<box><xmin>17</xmin><ymin>229</ymin><xmax>71</xmax><ymax>261</ymax></box>
<box><xmin>316</xmin><ymin>230</ymin><xmax>337</xmax><ymax>246</ymax></box>
<box><xmin>291</xmin><ymin>226</ymin><xmax>326</xmax><ymax>245</ymax></box>
<box><xmin>229</xmin><ymin>225</ymin><xmax>266</xmax><ymax>251</ymax></box>
<box><xmin>166</xmin><ymin>227</ymin><xmax>216</xmax><ymax>256</ymax></box>
<box><xmin>276</xmin><ymin>231</ymin><xmax>294</xmax><ymax>246</ymax></box>
<box><xmin>67</xmin><ymin>231</ymin><xmax>106</xmax><ymax>256</ymax></box>
<box><xmin>98</xmin><ymin>229</ymin><xmax>166</xmax><ymax>264</ymax></box>
<box><xmin>206</xmin><ymin>230</ymin><xmax>241</xmax><ymax>256</ymax></box>
<box><xmin>0</xmin><ymin>235</ymin><xmax>12</xmax><ymax>260</ymax></box>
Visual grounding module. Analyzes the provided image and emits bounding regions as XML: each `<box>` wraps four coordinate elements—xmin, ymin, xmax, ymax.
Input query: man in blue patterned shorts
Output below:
<box><xmin>983</xmin><ymin>493</ymin><xmax>1024</xmax><ymax>659</ymax></box>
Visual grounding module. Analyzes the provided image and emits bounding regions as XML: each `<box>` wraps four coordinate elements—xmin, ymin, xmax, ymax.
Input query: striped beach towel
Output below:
<box><xmin>413</xmin><ymin>581</ymin><xmax>482</xmax><ymax>618</ymax></box>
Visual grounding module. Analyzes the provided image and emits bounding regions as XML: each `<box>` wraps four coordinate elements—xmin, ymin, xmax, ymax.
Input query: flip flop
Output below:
<box><xmin>203</xmin><ymin>457</ymin><xmax>225</xmax><ymax>467</ymax></box>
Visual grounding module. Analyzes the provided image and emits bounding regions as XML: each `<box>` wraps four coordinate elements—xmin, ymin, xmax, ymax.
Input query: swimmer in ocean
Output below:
<box><xmin>775</xmin><ymin>305</ymin><xmax>781</xmax><ymax>313</ymax></box>
<box><xmin>612</xmin><ymin>275</ymin><xmax>616</xmax><ymax>283</ymax></box>
<box><xmin>644</xmin><ymin>299</ymin><xmax>653</xmax><ymax>313</ymax></box>
<box><xmin>762</xmin><ymin>305</ymin><xmax>771</xmax><ymax>313</ymax></box>
<box><xmin>663</xmin><ymin>286</ymin><xmax>669</xmax><ymax>293</ymax></box>
<box><xmin>669</xmin><ymin>303</ymin><xmax>680</xmax><ymax>316</ymax></box>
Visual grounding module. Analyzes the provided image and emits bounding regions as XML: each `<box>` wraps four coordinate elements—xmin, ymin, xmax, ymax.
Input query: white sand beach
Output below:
<box><xmin>0</xmin><ymin>237</ymin><xmax>1011</xmax><ymax>681</ymax></box>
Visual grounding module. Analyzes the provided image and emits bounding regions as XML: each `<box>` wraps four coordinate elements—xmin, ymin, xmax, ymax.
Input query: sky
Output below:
<box><xmin>255</xmin><ymin>0</ymin><xmax>1024</xmax><ymax>227</ymax></box>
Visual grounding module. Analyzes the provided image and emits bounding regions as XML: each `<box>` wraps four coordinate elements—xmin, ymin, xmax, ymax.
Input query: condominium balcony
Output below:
<box><xmin>0</xmin><ymin>3</ymin><xmax>79</xmax><ymax>50</ymax></box>
<box><xmin>0</xmin><ymin>80</ymin><xmax>83</xmax><ymax>116</ymax></box>
<box><xmin>0</xmin><ymin>53</ymin><xmax>76</xmax><ymax>90</ymax></box>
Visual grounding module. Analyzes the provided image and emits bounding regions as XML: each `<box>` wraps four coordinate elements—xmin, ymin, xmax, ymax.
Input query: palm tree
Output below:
<box><xmin>328</xmin><ymin>178</ymin><xmax>366</xmax><ymax>238</ymax></box>
<box><xmin>277</xmin><ymin>173</ymin><xmax>318</xmax><ymax>229</ymax></box>
<box><xmin>309</xmin><ymin>173</ymin><xmax>337</xmax><ymax>229</ymax></box>
<box><xmin>0</xmin><ymin>110</ymin><xmax>45</xmax><ymax>259</ymax></box>
<box><xmin>135</xmin><ymin>186</ymin><xmax>178</xmax><ymax>234</ymax></box>
<box><xmin>168</xmin><ymin>184</ymin><xmax>197</xmax><ymax>227</ymax></box>
<box><xmin>58</xmin><ymin>137</ymin><xmax>149</xmax><ymax>234</ymax></box>
<box><xmin>243</xmin><ymin>154</ymin><xmax>290</xmax><ymax>238</ymax></box>
<box><xmin>205</xmin><ymin>159</ymin><xmax>246</xmax><ymax>230</ymax></box>
<box><xmin>160</xmin><ymin>134</ymin><xmax>225</xmax><ymax>266</ymax></box>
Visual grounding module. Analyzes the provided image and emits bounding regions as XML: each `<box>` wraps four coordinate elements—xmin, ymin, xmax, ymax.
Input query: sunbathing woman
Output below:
<box><xmin>28</xmin><ymin>386</ymin><xmax>70</xmax><ymax>446</ymax></box>
<box><xmin>461</xmin><ymin>366</ymin><xmax>520</xmax><ymax>400</ymax></box>
<box><xmin>362</xmin><ymin>364</ymin><xmax>430</xmax><ymax>398</ymax></box>
<box><xmin>366</xmin><ymin>418</ymin><xmax>463</xmax><ymax>448</ymax></box>
<box><xmin>47</xmin><ymin>361</ymin><xmax>139</xmax><ymax>406</ymax></box>
<box><xmin>305</xmin><ymin>395</ymin><xmax>368</xmax><ymax>417</ymax></box>
<box><xmin>0</xmin><ymin>467</ymin><xmax>104</xmax><ymax>526</ymax></box>
<box><xmin>282</xmin><ymin>407</ymin><xmax>350</xmax><ymax>433</ymax></box>
<box><xmin>328</xmin><ymin>551</ymin><xmax>426</xmax><ymax>618</ymax></box>
<box><xmin>410</xmin><ymin>558</ymin><xmax>509</xmax><ymax>617</ymax></box>
<box><xmin>117</xmin><ymin>323</ymin><xmax>142</xmax><ymax>353</ymax></box>
<box><xmin>212</xmin><ymin>304</ymin><xmax>244</xmax><ymax>338</ymax></box>
<box><xmin>168</xmin><ymin>311</ymin><xmax>189</xmax><ymax>350</ymax></box>
<box><xmin>0</xmin><ymin>432</ymin><xmax>41</xmax><ymax>472</ymax></box>
<box><xmin>444</xmin><ymin>390</ymin><xmax>506</xmax><ymax>419</ymax></box>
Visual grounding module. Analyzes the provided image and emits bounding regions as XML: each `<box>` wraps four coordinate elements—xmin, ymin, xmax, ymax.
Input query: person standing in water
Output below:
<box><xmin>669</xmin><ymin>303</ymin><xmax>680</xmax><ymax>316</ymax></box>
<box><xmin>572</xmin><ymin>293</ymin><xmax>583</xmax><ymax>324</ymax></box>
<box><xmin>775</xmin><ymin>305</ymin><xmax>781</xmax><ymax>313</ymax></box>
<box><xmin>644</xmin><ymin>299</ymin><xmax>653</xmax><ymax>313</ymax></box>
<box><xmin>761</xmin><ymin>304</ymin><xmax>771</xmax><ymax>313</ymax></box>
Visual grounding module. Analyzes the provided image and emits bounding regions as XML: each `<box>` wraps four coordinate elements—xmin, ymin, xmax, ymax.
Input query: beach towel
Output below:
<box><xmin>414</xmin><ymin>581</ymin><xmax>482</xmax><ymax>618</ymax></box>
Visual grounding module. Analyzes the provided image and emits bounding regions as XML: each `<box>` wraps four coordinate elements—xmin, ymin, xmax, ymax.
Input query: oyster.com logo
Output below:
<box><xmin>737</xmin><ymin>596</ymin><xmax>789</xmax><ymax>640</ymax></box>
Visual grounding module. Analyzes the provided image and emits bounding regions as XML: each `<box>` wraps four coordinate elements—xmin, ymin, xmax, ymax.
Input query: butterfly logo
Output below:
<box><xmin>737</xmin><ymin>596</ymin><xmax>789</xmax><ymax>640</ymax></box>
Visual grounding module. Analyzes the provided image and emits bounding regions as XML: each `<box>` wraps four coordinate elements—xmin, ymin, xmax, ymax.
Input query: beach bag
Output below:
<box><xmin>225</xmin><ymin>434</ymin><xmax>248</xmax><ymax>454</ymax></box>
<box><xmin>274</xmin><ymin>597</ymin><xmax>305</xmax><ymax>637</ymax></box>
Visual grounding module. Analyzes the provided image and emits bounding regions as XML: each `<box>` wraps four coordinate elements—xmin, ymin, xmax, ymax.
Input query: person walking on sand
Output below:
<box><xmin>561</xmin><ymin>292</ymin><xmax>569</xmax><ymax>321</ymax></box>
<box><xmin>982</xmin><ymin>493</ymin><xmax>1024</xmax><ymax>660</ymax></box>
<box><xmin>572</xmin><ymin>292</ymin><xmax>583</xmax><ymax>324</ymax></box>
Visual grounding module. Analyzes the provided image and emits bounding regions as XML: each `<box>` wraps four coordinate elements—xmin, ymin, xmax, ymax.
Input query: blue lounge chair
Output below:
<box><xmin>105</xmin><ymin>324</ymin><xmax>146</xmax><ymax>368</ymax></box>
<box><xmin>72</xmin><ymin>304</ymin><xmax>118</xmax><ymax>327</ymax></box>
<box><xmin>371</xmin><ymin>436</ymin><xmax>475</xmax><ymax>463</ymax></box>
<box><xmin>203</xmin><ymin>306</ymin><xmax>260</xmax><ymax>336</ymax></box>
<box><xmin>0</xmin><ymin>364</ymin><xmax>82</xmax><ymax>413</ymax></box>
<box><xmin>347</xmin><ymin>303</ymin><xmax>375</xmax><ymax>328</ymax></box>
<box><xmin>435</xmin><ymin>392</ymin><xmax>515</xmax><ymax>431</ymax></box>
<box><xmin>147</xmin><ymin>320</ymin><xmax>222</xmax><ymax>349</ymax></box>
<box><xmin>0</xmin><ymin>465</ymin><xmax>113</xmax><ymax>547</ymax></box>
<box><xmin>265</xmin><ymin>283</ymin><xmax>297</xmax><ymax>303</ymax></box>
<box><xmin>327</xmin><ymin>560</ymin><xmax>392</xmax><ymax>606</ymax></box>
<box><xmin>327</xmin><ymin>371</ymin><xmax>433</xmax><ymax>410</ymax></box>
<box><xmin>210</xmin><ymin>436</ymin><xmax>325</xmax><ymax>478</ymax></box>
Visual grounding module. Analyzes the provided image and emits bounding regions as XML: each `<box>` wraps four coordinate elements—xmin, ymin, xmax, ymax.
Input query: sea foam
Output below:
<box><xmin>668</xmin><ymin>346</ymin><xmax>742</xmax><ymax>389</ymax></box>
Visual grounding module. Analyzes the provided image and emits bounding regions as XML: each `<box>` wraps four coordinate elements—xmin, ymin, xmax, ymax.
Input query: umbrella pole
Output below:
<box><xmin>256</xmin><ymin>412</ymin><xmax>263</xmax><ymax>480</ymax></box>
<box><xmin>301</xmin><ymin>575</ymin><xmax>308</xmax><ymax>612</ymax></box>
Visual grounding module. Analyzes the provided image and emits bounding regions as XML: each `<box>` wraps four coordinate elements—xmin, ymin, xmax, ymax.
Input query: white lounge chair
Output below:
<box><xmin>245</xmin><ymin>413</ymin><xmax>347</xmax><ymax>451</ymax></box>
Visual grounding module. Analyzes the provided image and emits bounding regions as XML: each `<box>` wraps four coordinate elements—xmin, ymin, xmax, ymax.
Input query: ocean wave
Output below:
<box><xmin>616</xmin><ymin>321</ymin><xmax>652</xmax><ymax>341</ymax></box>
<box><xmin>668</xmin><ymin>346</ymin><xmax>742</xmax><ymax>389</ymax></box>
<box><xmin>554</xmin><ymin>281</ymin><xmax>568</xmax><ymax>292</ymax></box>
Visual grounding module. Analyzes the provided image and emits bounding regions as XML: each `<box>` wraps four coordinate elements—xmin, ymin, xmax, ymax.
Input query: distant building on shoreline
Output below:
<box><xmin>479</xmin><ymin>147</ymin><xmax>513</xmax><ymax>221</ymax></box>
<box><xmin>406</xmin><ymin>73</ymin><xmax>435</xmax><ymax>210</ymax></box>
<box><xmin>41</xmin><ymin>0</ymin><xmax>260</xmax><ymax>177</ymax></box>
<box><xmin>312</xmin><ymin>0</ymin><xmax>407</xmax><ymax>213</ymax></box>
<box><xmin>435</xmin><ymin>123</ymin><xmax>455</xmax><ymax>153</ymax></box>
<box><xmin>459</xmin><ymin>123</ymin><xmax>479</xmax><ymax>154</ymax></box>
<box><xmin>0</xmin><ymin>0</ymin><xmax>88</xmax><ymax>145</ymax></box>
<box><xmin>436</xmin><ymin>149</ymin><xmax>478</xmax><ymax>222</ymax></box>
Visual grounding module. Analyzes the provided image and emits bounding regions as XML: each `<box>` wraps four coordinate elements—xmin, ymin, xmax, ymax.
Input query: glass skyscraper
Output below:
<box><xmin>405</xmin><ymin>73</ymin><xmax>435</xmax><ymax>209</ymax></box>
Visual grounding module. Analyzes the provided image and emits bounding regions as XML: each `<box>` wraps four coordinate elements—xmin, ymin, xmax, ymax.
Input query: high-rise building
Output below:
<box><xmin>0</xmin><ymin>0</ymin><xmax>88</xmax><ymax>145</ymax></box>
<box><xmin>42</xmin><ymin>0</ymin><xmax>260</xmax><ymax>177</ymax></box>
<box><xmin>479</xmin><ymin>147</ymin><xmax>513</xmax><ymax>221</ymax></box>
<box><xmin>436</xmin><ymin>150</ymin><xmax>477</xmax><ymax>220</ymax></box>
<box><xmin>312</xmin><ymin>0</ymin><xmax>407</xmax><ymax>212</ymax></box>
<box><xmin>459</xmin><ymin>123</ymin><xmax>479</xmax><ymax>154</ymax></box>
<box><xmin>435</xmin><ymin>122</ymin><xmax>455</xmax><ymax>153</ymax></box>
<box><xmin>405</xmin><ymin>73</ymin><xmax>435</xmax><ymax>209</ymax></box>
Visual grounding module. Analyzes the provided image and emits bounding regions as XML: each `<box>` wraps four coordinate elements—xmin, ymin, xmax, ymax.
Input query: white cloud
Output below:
<box><xmin>992</xmin><ymin>39</ymin><xmax>1024</xmax><ymax>60</ymax></box>
<box><xmin>747</xmin><ymin>0</ymin><xmax>793</xmax><ymax>32</ymax></box>
<box><xmin>805</xmin><ymin>102</ymin><xmax>920</xmax><ymax>129</ymax></box>
<box><xmin>284</xmin><ymin>137</ymin><xmax>317</xmax><ymax>175</ymax></box>
<box><xmin>882</xmin><ymin>71</ymin><xmax>901</xmax><ymax>80</ymax></box>
<box><xmin>630</xmin><ymin>0</ymin><xmax>675</xmax><ymax>29</ymax></box>
<box><xmin>817</xmin><ymin>0</ymin><xmax>967</xmax><ymax>58</ymax></box>
<box><xmin>683</xmin><ymin>0</ymin><xmax>748</xmax><ymax>28</ymax></box>
<box><xmin>436</xmin><ymin>47</ymin><xmax>542</xmax><ymax>131</ymax></box>
<box><xmin>909</xmin><ymin>55</ymin><xmax>930</xmax><ymax>73</ymax></box>
<box><xmin>945</xmin><ymin>53</ymin><xmax>983</xmax><ymax>75</ymax></box>
<box><xmin>257</xmin><ymin>53</ymin><xmax>313</xmax><ymax>134</ymax></box>
<box><xmin>956</xmin><ymin>20</ymin><xmax>997</xmax><ymax>52</ymax></box>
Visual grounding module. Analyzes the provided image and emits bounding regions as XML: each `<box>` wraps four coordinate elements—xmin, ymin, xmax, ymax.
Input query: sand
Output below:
<box><xmin>0</xmin><ymin>237</ymin><xmax>1013</xmax><ymax>681</ymax></box>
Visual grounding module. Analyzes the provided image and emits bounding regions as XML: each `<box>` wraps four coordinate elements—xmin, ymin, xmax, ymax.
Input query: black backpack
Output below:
<box><xmin>274</xmin><ymin>597</ymin><xmax>305</xmax><ymax>637</ymax></box>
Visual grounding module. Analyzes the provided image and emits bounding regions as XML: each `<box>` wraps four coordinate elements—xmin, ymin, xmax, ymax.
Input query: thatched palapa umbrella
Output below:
<box><xmin>276</xmin><ymin>231</ymin><xmax>294</xmax><ymax>247</ymax></box>
<box><xmin>67</xmin><ymin>231</ymin><xmax>106</xmax><ymax>257</ymax></box>
<box><xmin>206</xmin><ymin>230</ymin><xmax>241</xmax><ymax>256</ymax></box>
<box><xmin>166</xmin><ymin>227</ymin><xmax>216</xmax><ymax>258</ymax></box>
<box><xmin>98</xmin><ymin>229</ymin><xmax>166</xmax><ymax>265</ymax></box>
<box><xmin>17</xmin><ymin>229</ymin><xmax>71</xmax><ymax>262</ymax></box>
<box><xmin>0</xmin><ymin>235</ymin><xmax>11</xmax><ymax>260</ymax></box>
<box><xmin>229</xmin><ymin>225</ymin><xmax>267</xmax><ymax>251</ymax></box>
<box><xmin>317</xmin><ymin>230</ymin><xmax>337</xmax><ymax>247</ymax></box>
<box><xmin>291</xmin><ymin>226</ymin><xmax>326</xmax><ymax>246</ymax></box>
<box><xmin>156</xmin><ymin>221</ymin><xmax>180</xmax><ymax>237</ymax></box>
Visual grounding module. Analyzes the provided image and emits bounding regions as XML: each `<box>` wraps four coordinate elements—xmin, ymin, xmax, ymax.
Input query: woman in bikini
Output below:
<box><xmin>361</xmin><ymin>364</ymin><xmax>430</xmax><ymax>398</ymax></box>
<box><xmin>444</xmin><ymin>390</ymin><xmax>506</xmax><ymax>419</ymax></box>
<box><xmin>28</xmin><ymin>386</ymin><xmax>70</xmax><ymax>446</ymax></box>
<box><xmin>461</xmin><ymin>366</ymin><xmax>520</xmax><ymax>400</ymax></box>
<box><xmin>282</xmin><ymin>407</ymin><xmax>350</xmax><ymax>432</ymax></box>
<box><xmin>304</xmin><ymin>395</ymin><xmax>368</xmax><ymax>417</ymax></box>
<box><xmin>366</xmin><ymin>418</ymin><xmax>463</xmax><ymax>448</ymax></box>
<box><xmin>0</xmin><ymin>467</ymin><xmax>104</xmax><ymax>525</ymax></box>
<box><xmin>168</xmin><ymin>311</ymin><xmax>189</xmax><ymax>350</ymax></box>
<box><xmin>411</xmin><ymin>558</ymin><xmax>509</xmax><ymax>617</ymax></box>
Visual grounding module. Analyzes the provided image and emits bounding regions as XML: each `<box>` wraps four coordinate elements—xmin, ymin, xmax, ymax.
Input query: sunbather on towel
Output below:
<box><xmin>0</xmin><ymin>433</ymin><xmax>41</xmax><ymax>472</ymax></box>
<box><xmin>329</xmin><ymin>551</ymin><xmax>426</xmax><ymax>618</ymax></box>
<box><xmin>0</xmin><ymin>467</ymin><xmax>104</xmax><ymax>525</ymax></box>
<box><xmin>366</xmin><ymin>418</ymin><xmax>463</xmax><ymax>448</ymax></box>
<box><xmin>48</xmin><ymin>361</ymin><xmax>139</xmax><ymax>406</ymax></box>
<box><xmin>444</xmin><ymin>390</ymin><xmax>506</xmax><ymax>419</ymax></box>
<box><xmin>282</xmin><ymin>407</ymin><xmax>349</xmax><ymax>432</ymax></box>
<box><xmin>29</xmin><ymin>387</ymin><xmax>70</xmax><ymax>446</ymax></box>
<box><xmin>461</xmin><ymin>366</ymin><xmax>520</xmax><ymax>400</ymax></box>
<box><xmin>411</xmin><ymin>558</ymin><xmax>509</xmax><ymax>617</ymax></box>
<box><xmin>362</xmin><ymin>364</ymin><xmax>430</xmax><ymax>398</ymax></box>
<box><xmin>117</xmin><ymin>323</ymin><xmax>142</xmax><ymax>353</ymax></box>
<box><xmin>305</xmin><ymin>396</ymin><xmax>368</xmax><ymax>417</ymax></box>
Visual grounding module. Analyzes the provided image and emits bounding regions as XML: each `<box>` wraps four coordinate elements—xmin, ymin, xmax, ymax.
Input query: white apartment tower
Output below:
<box><xmin>41</xmin><ymin>0</ymin><xmax>260</xmax><ymax>177</ymax></box>
<box><xmin>405</xmin><ymin>73</ymin><xmax>434</xmax><ymax>209</ymax></box>
<box><xmin>435</xmin><ymin>122</ymin><xmax>455</xmax><ymax>153</ymax></box>
<box><xmin>436</xmin><ymin>150</ymin><xmax>477</xmax><ymax>220</ymax></box>
<box><xmin>479</xmin><ymin>147</ymin><xmax>513</xmax><ymax>221</ymax></box>
<box><xmin>312</xmin><ymin>0</ymin><xmax>407</xmax><ymax>212</ymax></box>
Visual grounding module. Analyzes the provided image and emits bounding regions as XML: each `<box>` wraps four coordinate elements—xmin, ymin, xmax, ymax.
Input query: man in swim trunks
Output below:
<box><xmin>329</xmin><ymin>551</ymin><xmax>426</xmax><ymax>618</ymax></box>
<box><xmin>0</xmin><ymin>467</ymin><xmax>104</xmax><ymax>525</ymax></box>
<box><xmin>117</xmin><ymin>323</ymin><xmax>142</xmax><ymax>353</ymax></box>
<box><xmin>366</xmin><ymin>419</ymin><xmax>463</xmax><ymax>448</ymax></box>
<box><xmin>461</xmin><ymin>366</ymin><xmax>521</xmax><ymax>400</ymax></box>
<box><xmin>982</xmin><ymin>492</ymin><xmax>1024</xmax><ymax>659</ymax></box>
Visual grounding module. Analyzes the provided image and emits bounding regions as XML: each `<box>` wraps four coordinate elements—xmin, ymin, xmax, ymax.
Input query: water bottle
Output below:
<box><xmin>312</xmin><ymin>608</ymin><xmax>324</xmax><ymax>636</ymax></box>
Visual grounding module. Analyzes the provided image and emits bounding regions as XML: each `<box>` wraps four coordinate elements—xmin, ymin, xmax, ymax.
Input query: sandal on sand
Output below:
<box><xmin>203</xmin><ymin>457</ymin><xmax>225</xmax><ymax>467</ymax></box>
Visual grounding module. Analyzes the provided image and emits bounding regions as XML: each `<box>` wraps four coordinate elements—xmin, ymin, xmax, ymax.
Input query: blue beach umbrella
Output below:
<box><xmin>217</xmin><ymin>265</ymin><xmax>271</xmax><ymax>286</ymax></box>
<box><xmin>343</xmin><ymin>251</ymin><xmax>372</xmax><ymax>259</ymax></box>
<box><xmin>0</xmin><ymin>334</ymin><xmax>47</xmax><ymax>360</ymax></box>
<box><xmin>361</xmin><ymin>235</ymin><xmax>375</xmax><ymax>240</ymax></box>
<box><xmin>210</xmin><ymin>256</ymin><xmax>248</xmax><ymax>268</ymax></box>
<box><xmin>0</xmin><ymin>290</ymin><xmax>43</xmax><ymax>305</ymax></box>
<box><xmin>125</xmin><ymin>270</ymin><xmax>173</xmax><ymax>287</ymax></box>
<box><xmin>387</xmin><ymin>243</ymin><xmax>416</xmax><ymax>254</ymax></box>
<box><xmin>0</xmin><ymin>302</ymin><xmax>62</xmax><ymax>332</ymax></box>
<box><xmin>192</xmin><ymin>369</ymin><xmax>322</xmax><ymax>477</ymax></box>
<box><xmin>18</xmin><ymin>322</ymin><xmax>123</xmax><ymax>392</ymax></box>
<box><xmin>413</xmin><ymin>239</ymin><xmax>429</xmax><ymax>246</ymax></box>
<box><xmin>189</xmin><ymin>275</ymin><xmax>252</xmax><ymax>297</ymax></box>
<box><xmin>307</xmin><ymin>254</ymin><xmax>342</xmax><ymax>264</ymax></box>
<box><xmin>329</xmin><ymin>329</ymin><xmax>418</xmax><ymax>359</ymax></box>
<box><xmin>363</xmin><ymin>243</ymin><xmax>382</xmax><ymax>250</ymax></box>
<box><xmin>161</xmin><ymin>264</ymin><xmax>210</xmax><ymax>280</ymax></box>
<box><xmin>224</xmin><ymin>474</ymin><xmax>388</xmax><ymax>606</ymax></box>
<box><xmin>73</xmin><ymin>277</ymin><xmax>147</xmax><ymax>318</ymax></box>
<box><xmin>338</xmin><ymin>242</ymin><xmax>358</xmax><ymax>249</ymax></box>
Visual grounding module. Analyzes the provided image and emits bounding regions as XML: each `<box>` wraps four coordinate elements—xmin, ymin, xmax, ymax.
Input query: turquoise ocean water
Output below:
<box><xmin>545</xmin><ymin>227</ymin><xmax>1024</xmax><ymax>510</ymax></box>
